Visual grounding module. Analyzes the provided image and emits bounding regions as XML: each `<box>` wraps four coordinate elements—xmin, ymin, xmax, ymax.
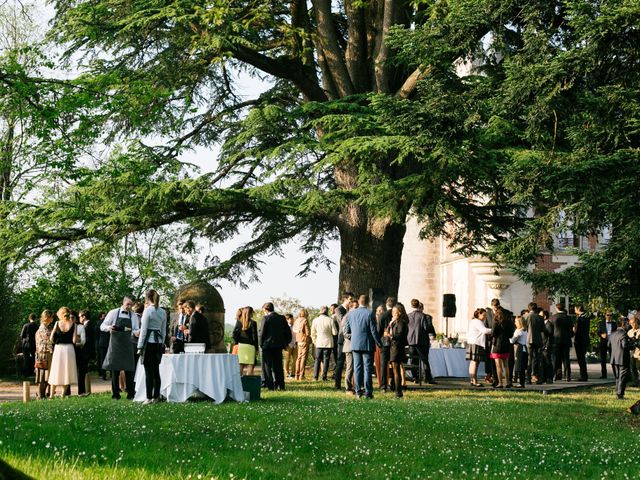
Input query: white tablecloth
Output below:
<box><xmin>429</xmin><ymin>348</ymin><xmax>484</xmax><ymax>378</ymax></box>
<box><xmin>134</xmin><ymin>354</ymin><xmax>246</xmax><ymax>403</ymax></box>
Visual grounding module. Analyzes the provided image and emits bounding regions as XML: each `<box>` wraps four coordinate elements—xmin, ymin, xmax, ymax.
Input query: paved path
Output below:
<box><xmin>0</xmin><ymin>375</ymin><xmax>115</xmax><ymax>403</ymax></box>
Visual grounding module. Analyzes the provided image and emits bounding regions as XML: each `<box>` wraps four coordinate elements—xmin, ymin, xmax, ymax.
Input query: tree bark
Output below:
<box><xmin>336</xmin><ymin>204</ymin><xmax>406</xmax><ymax>300</ymax></box>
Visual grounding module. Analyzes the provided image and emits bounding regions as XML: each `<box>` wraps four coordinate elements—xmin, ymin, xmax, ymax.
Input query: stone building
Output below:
<box><xmin>397</xmin><ymin>217</ymin><xmax>606</xmax><ymax>337</ymax></box>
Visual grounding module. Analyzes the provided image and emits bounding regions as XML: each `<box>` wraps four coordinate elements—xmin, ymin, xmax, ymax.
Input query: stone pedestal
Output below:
<box><xmin>174</xmin><ymin>281</ymin><xmax>226</xmax><ymax>353</ymax></box>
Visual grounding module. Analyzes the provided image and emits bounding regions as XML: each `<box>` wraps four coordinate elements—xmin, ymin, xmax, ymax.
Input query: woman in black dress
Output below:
<box><xmin>387</xmin><ymin>303</ymin><xmax>409</xmax><ymax>398</ymax></box>
<box><xmin>490</xmin><ymin>307</ymin><xmax>514</xmax><ymax>388</ymax></box>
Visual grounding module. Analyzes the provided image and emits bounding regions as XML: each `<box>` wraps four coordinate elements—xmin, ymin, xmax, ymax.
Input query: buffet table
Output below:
<box><xmin>429</xmin><ymin>348</ymin><xmax>485</xmax><ymax>378</ymax></box>
<box><xmin>134</xmin><ymin>353</ymin><xmax>245</xmax><ymax>403</ymax></box>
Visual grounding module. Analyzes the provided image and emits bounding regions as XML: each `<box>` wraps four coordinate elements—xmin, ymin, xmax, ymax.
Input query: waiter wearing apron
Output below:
<box><xmin>100</xmin><ymin>297</ymin><xmax>140</xmax><ymax>399</ymax></box>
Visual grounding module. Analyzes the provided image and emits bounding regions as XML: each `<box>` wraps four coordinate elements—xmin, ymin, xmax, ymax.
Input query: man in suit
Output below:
<box><xmin>552</xmin><ymin>303</ymin><xmax>573</xmax><ymax>381</ymax></box>
<box><xmin>184</xmin><ymin>301</ymin><xmax>210</xmax><ymax>351</ymax></box>
<box><xmin>574</xmin><ymin>305</ymin><xmax>592</xmax><ymax>381</ymax></box>
<box><xmin>542</xmin><ymin>310</ymin><xmax>555</xmax><ymax>383</ymax></box>
<box><xmin>333</xmin><ymin>291</ymin><xmax>354</xmax><ymax>391</ymax></box>
<box><xmin>79</xmin><ymin>310</ymin><xmax>96</xmax><ymax>365</ymax></box>
<box><xmin>170</xmin><ymin>301</ymin><xmax>189</xmax><ymax>354</ymax></box>
<box><xmin>628</xmin><ymin>313</ymin><xmax>640</xmax><ymax>387</ymax></box>
<box><xmin>407</xmin><ymin>299</ymin><xmax>436</xmax><ymax>384</ymax></box>
<box><xmin>344</xmin><ymin>294</ymin><xmax>382</xmax><ymax>399</ymax></box>
<box><xmin>260</xmin><ymin>302</ymin><xmax>292</xmax><ymax>391</ymax></box>
<box><xmin>78</xmin><ymin>310</ymin><xmax>96</xmax><ymax>395</ymax></box>
<box><xmin>609</xmin><ymin>317</ymin><xmax>631</xmax><ymax>399</ymax></box>
<box><xmin>19</xmin><ymin>314</ymin><xmax>39</xmax><ymax>378</ymax></box>
<box><xmin>596</xmin><ymin>310</ymin><xmax>616</xmax><ymax>379</ymax></box>
<box><xmin>376</xmin><ymin>298</ymin><xmax>394</xmax><ymax>391</ymax></box>
<box><xmin>526</xmin><ymin>302</ymin><xmax>545</xmax><ymax>384</ymax></box>
<box><xmin>96</xmin><ymin>312</ymin><xmax>110</xmax><ymax>380</ymax></box>
<box><xmin>311</xmin><ymin>306</ymin><xmax>338</xmax><ymax>381</ymax></box>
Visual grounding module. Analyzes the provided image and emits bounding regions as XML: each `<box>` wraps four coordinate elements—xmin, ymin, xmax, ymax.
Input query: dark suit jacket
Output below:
<box><xmin>596</xmin><ymin>320</ymin><xmax>617</xmax><ymax>345</ymax></box>
<box><xmin>83</xmin><ymin>320</ymin><xmax>97</xmax><ymax>359</ymax></box>
<box><xmin>335</xmin><ymin>305</ymin><xmax>348</xmax><ymax>344</ymax></box>
<box><xmin>527</xmin><ymin>312</ymin><xmax>544</xmax><ymax>346</ymax></box>
<box><xmin>377</xmin><ymin>309</ymin><xmax>392</xmax><ymax>347</ymax></box>
<box><xmin>407</xmin><ymin>311</ymin><xmax>430</xmax><ymax>346</ymax></box>
<box><xmin>574</xmin><ymin>314</ymin><xmax>591</xmax><ymax>346</ymax></box>
<box><xmin>189</xmin><ymin>311</ymin><xmax>210</xmax><ymax>349</ymax></box>
<box><xmin>260</xmin><ymin>312</ymin><xmax>292</xmax><ymax>350</ymax></box>
<box><xmin>608</xmin><ymin>329</ymin><xmax>630</xmax><ymax>366</ymax></box>
<box><xmin>491</xmin><ymin>322</ymin><xmax>512</xmax><ymax>354</ymax></box>
<box><xmin>543</xmin><ymin>320</ymin><xmax>554</xmax><ymax>352</ymax></box>
<box><xmin>20</xmin><ymin>322</ymin><xmax>39</xmax><ymax>355</ymax></box>
<box><xmin>552</xmin><ymin>311</ymin><xmax>573</xmax><ymax>346</ymax></box>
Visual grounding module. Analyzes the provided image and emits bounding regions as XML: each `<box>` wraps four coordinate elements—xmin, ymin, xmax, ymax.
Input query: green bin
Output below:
<box><xmin>241</xmin><ymin>375</ymin><xmax>261</xmax><ymax>401</ymax></box>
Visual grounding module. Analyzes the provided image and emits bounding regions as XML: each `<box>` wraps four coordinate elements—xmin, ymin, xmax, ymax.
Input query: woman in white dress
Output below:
<box><xmin>48</xmin><ymin>306</ymin><xmax>78</xmax><ymax>397</ymax></box>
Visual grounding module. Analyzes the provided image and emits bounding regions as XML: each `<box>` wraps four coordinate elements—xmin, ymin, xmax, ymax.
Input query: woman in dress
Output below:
<box><xmin>490</xmin><ymin>307</ymin><xmax>513</xmax><ymax>388</ymax></box>
<box><xmin>34</xmin><ymin>310</ymin><xmax>54</xmax><ymax>399</ymax></box>
<box><xmin>387</xmin><ymin>303</ymin><xmax>409</xmax><ymax>398</ymax></box>
<box><xmin>283</xmin><ymin>313</ymin><xmax>297</xmax><ymax>378</ymax></box>
<box><xmin>511</xmin><ymin>315</ymin><xmax>528</xmax><ymax>388</ymax></box>
<box><xmin>48</xmin><ymin>307</ymin><xmax>78</xmax><ymax>397</ymax></box>
<box><xmin>293</xmin><ymin>309</ymin><xmax>312</xmax><ymax>380</ymax></box>
<box><xmin>137</xmin><ymin>289</ymin><xmax>167</xmax><ymax>404</ymax></box>
<box><xmin>466</xmin><ymin>308</ymin><xmax>492</xmax><ymax>387</ymax></box>
<box><xmin>376</xmin><ymin>304</ymin><xmax>391</xmax><ymax>392</ymax></box>
<box><xmin>232</xmin><ymin>306</ymin><xmax>259</xmax><ymax>376</ymax></box>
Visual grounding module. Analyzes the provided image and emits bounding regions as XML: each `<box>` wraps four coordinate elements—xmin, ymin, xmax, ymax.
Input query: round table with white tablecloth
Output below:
<box><xmin>428</xmin><ymin>347</ymin><xmax>485</xmax><ymax>378</ymax></box>
<box><xmin>134</xmin><ymin>353</ymin><xmax>246</xmax><ymax>403</ymax></box>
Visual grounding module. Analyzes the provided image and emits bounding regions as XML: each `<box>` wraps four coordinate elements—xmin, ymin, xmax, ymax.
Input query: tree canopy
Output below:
<box><xmin>1</xmin><ymin>0</ymin><xmax>521</xmax><ymax>299</ymax></box>
<box><xmin>1</xmin><ymin>0</ymin><xmax>638</xmax><ymax>314</ymax></box>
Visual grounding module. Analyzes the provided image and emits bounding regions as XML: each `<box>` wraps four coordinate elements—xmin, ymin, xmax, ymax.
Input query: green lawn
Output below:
<box><xmin>0</xmin><ymin>383</ymin><xmax>638</xmax><ymax>479</ymax></box>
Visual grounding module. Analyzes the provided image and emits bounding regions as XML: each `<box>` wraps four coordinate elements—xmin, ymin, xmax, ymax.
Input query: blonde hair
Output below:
<box><xmin>298</xmin><ymin>309</ymin><xmax>309</xmax><ymax>319</ymax></box>
<box><xmin>57</xmin><ymin>307</ymin><xmax>71</xmax><ymax>323</ymax></box>
<box><xmin>40</xmin><ymin>309</ymin><xmax>53</xmax><ymax>325</ymax></box>
<box><xmin>515</xmin><ymin>316</ymin><xmax>526</xmax><ymax>330</ymax></box>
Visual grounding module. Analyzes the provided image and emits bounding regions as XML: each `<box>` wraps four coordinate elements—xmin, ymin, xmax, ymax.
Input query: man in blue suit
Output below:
<box><xmin>344</xmin><ymin>294</ymin><xmax>382</xmax><ymax>399</ymax></box>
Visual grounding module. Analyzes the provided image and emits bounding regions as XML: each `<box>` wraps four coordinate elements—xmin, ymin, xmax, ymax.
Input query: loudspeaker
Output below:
<box><xmin>443</xmin><ymin>294</ymin><xmax>457</xmax><ymax>318</ymax></box>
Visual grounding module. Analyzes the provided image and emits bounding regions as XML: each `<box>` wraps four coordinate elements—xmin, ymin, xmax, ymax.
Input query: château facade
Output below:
<box><xmin>397</xmin><ymin>217</ymin><xmax>607</xmax><ymax>336</ymax></box>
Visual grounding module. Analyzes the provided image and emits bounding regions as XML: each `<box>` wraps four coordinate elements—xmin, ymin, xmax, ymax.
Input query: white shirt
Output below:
<box><xmin>311</xmin><ymin>314</ymin><xmax>338</xmax><ymax>348</ymax></box>
<box><xmin>76</xmin><ymin>323</ymin><xmax>86</xmax><ymax>347</ymax></box>
<box><xmin>100</xmin><ymin>307</ymin><xmax>140</xmax><ymax>338</ymax></box>
<box><xmin>467</xmin><ymin>318</ymin><xmax>491</xmax><ymax>346</ymax></box>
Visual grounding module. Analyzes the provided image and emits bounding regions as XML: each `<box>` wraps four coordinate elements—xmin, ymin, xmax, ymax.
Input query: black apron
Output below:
<box><xmin>102</xmin><ymin>311</ymin><xmax>136</xmax><ymax>372</ymax></box>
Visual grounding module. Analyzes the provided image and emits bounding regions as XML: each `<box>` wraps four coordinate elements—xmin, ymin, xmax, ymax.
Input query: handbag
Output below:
<box><xmin>34</xmin><ymin>359</ymin><xmax>47</xmax><ymax>370</ymax></box>
<box><xmin>628</xmin><ymin>400</ymin><xmax>640</xmax><ymax>415</ymax></box>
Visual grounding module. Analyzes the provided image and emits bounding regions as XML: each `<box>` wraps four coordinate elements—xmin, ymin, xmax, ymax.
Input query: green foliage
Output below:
<box><xmin>389</xmin><ymin>0</ymin><xmax>640</xmax><ymax>307</ymax></box>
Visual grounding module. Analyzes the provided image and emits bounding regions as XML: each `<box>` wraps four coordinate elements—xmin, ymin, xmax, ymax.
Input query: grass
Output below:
<box><xmin>0</xmin><ymin>382</ymin><xmax>638</xmax><ymax>479</ymax></box>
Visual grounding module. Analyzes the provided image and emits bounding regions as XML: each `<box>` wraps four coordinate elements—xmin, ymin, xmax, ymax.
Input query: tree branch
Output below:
<box><xmin>311</xmin><ymin>0</ymin><xmax>355</xmax><ymax>97</ymax></box>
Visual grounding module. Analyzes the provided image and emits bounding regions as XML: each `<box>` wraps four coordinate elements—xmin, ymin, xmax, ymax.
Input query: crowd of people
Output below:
<box><xmin>465</xmin><ymin>299</ymin><xmax>640</xmax><ymax>399</ymax></box>
<box><xmin>229</xmin><ymin>293</ymin><xmax>437</xmax><ymax>399</ymax></box>
<box><xmin>17</xmin><ymin>289</ymin><xmax>640</xmax><ymax>402</ymax></box>
<box><xmin>20</xmin><ymin>290</ymin><xmax>171</xmax><ymax>404</ymax></box>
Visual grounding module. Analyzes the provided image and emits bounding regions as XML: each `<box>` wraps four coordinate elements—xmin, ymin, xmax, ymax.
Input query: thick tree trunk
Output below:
<box><xmin>337</xmin><ymin>204</ymin><xmax>406</xmax><ymax>300</ymax></box>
